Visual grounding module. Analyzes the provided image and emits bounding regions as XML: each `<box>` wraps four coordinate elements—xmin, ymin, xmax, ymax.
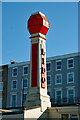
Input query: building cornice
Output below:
<box><xmin>46</xmin><ymin>52</ymin><xmax>80</xmax><ymax>61</ymax></box>
<box><xmin>8</xmin><ymin>52</ymin><xmax>80</xmax><ymax>68</ymax></box>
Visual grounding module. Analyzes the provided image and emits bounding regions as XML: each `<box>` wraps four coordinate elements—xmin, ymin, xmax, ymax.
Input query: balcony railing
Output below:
<box><xmin>51</xmin><ymin>97</ymin><xmax>80</xmax><ymax>106</ymax></box>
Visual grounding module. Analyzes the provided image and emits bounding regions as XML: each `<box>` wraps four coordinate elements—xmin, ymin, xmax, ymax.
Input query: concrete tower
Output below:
<box><xmin>25</xmin><ymin>11</ymin><xmax>51</xmax><ymax>112</ymax></box>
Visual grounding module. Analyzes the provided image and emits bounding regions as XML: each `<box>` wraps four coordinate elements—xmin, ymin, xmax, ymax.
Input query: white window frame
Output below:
<box><xmin>46</xmin><ymin>62</ymin><xmax>51</xmax><ymax>72</ymax></box>
<box><xmin>55</xmin><ymin>74</ymin><xmax>62</xmax><ymax>85</ymax></box>
<box><xmin>23</xmin><ymin>66</ymin><xmax>28</xmax><ymax>75</ymax></box>
<box><xmin>12</xmin><ymin>67</ymin><xmax>18</xmax><ymax>77</ymax></box>
<box><xmin>12</xmin><ymin>80</ymin><xmax>17</xmax><ymax>90</ymax></box>
<box><xmin>47</xmin><ymin>75</ymin><xmax>51</xmax><ymax>86</ymax></box>
<box><xmin>67</xmin><ymin>72</ymin><xmax>74</xmax><ymax>84</ymax></box>
<box><xmin>22</xmin><ymin>78</ymin><xmax>28</xmax><ymax>89</ymax></box>
<box><xmin>56</xmin><ymin>60</ymin><xmax>62</xmax><ymax>71</ymax></box>
<box><xmin>67</xmin><ymin>58</ymin><xmax>74</xmax><ymax>69</ymax></box>
<box><xmin>55</xmin><ymin>88</ymin><xmax>62</xmax><ymax>103</ymax></box>
<box><xmin>0</xmin><ymin>82</ymin><xmax>3</xmax><ymax>91</ymax></box>
<box><xmin>11</xmin><ymin>93</ymin><xmax>17</xmax><ymax>107</ymax></box>
<box><xmin>67</xmin><ymin>87</ymin><xmax>75</xmax><ymax>103</ymax></box>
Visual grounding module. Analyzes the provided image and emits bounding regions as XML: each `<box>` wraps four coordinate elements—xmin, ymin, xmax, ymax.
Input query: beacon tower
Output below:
<box><xmin>25</xmin><ymin>12</ymin><xmax>51</xmax><ymax>111</ymax></box>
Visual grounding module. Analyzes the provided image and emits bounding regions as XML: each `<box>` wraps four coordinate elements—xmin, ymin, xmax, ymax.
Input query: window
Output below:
<box><xmin>0</xmin><ymin>97</ymin><xmax>2</xmax><ymax>108</ymax></box>
<box><xmin>61</xmin><ymin>114</ymin><xmax>78</xmax><ymax>120</ymax></box>
<box><xmin>46</xmin><ymin>63</ymin><xmax>51</xmax><ymax>71</ymax></box>
<box><xmin>23</xmin><ymin>93</ymin><xmax>27</xmax><ymax>105</ymax></box>
<box><xmin>61</xmin><ymin>114</ymin><xmax>69</xmax><ymax>120</ymax></box>
<box><xmin>23</xmin><ymin>66</ymin><xmax>28</xmax><ymax>75</ymax></box>
<box><xmin>56</xmin><ymin>60</ymin><xmax>62</xmax><ymax>71</ymax></box>
<box><xmin>22</xmin><ymin>79</ymin><xmax>28</xmax><ymax>88</ymax></box>
<box><xmin>67</xmin><ymin>88</ymin><xmax>75</xmax><ymax>103</ymax></box>
<box><xmin>0</xmin><ymin>70</ymin><xmax>3</xmax><ymax>78</ymax></box>
<box><xmin>67</xmin><ymin>58</ymin><xmax>74</xmax><ymax>69</ymax></box>
<box><xmin>47</xmin><ymin>75</ymin><xmax>51</xmax><ymax>86</ymax></box>
<box><xmin>67</xmin><ymin>72</ymin><xmax>74</xmax><ymax>83</ymax></box>
<box><xmin>21</xmin><ymin>91</ymin><xmax>27</xmax><ymax>106</ymax></box>
<box><xmin>12</xmin><ymin>80</ymin><xmax>17</xmax><ymax>89</ymax></box>
<box><xmin>70</xmin><ymin>114</ymin><xmax>78</xmax><ymax>120</ymax></box>
<box><xmin>12</xmin><ymin>68</ymin><xmax>17</xmax><ymax>77</ymax></box>
<box><xmin>55</xmin><ymin>89</ymin><xmax>62</xmax><ymax>104</ymax></box>
<box><xmin>0</xmin><ymin>82</ymin><xmax>3</xmax><ymax>91</ymax></box>
<box><xmin>55</xmin><ymin>74</ymin><xmax>62</xmax><ymax>84</ymax></box>
<box><xmin>11</xmin><ymin>94</ymin><xmax>17</xmax><ymax>107</ymax></box>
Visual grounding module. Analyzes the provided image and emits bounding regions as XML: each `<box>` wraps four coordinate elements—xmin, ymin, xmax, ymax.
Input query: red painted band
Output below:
<box><xmin>31</xmin><ymin>43</ymin><xmax>38</xmax><ymax>87</ymax></box>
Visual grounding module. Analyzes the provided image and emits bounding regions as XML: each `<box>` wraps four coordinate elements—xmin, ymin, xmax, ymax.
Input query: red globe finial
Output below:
<box><xmin>27</xmin><ymin>12</ymin><xmax>49</xmax><ymax>35</ymax></box>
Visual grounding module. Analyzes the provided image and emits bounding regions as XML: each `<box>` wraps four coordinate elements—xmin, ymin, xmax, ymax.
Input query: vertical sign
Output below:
<box><xmin>41</xmin><ymin>44</ymin><xmax>46</xmax><ymax>88</ymax></box>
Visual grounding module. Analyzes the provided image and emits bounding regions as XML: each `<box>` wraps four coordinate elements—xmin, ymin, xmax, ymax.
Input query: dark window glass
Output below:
<box><xmin>70</xmin><ymin>114</ymin><xmax>78</xmax><ymax>120</ymax></box>
<box><xmin>68</xmin><ymin>59</ymin><xmax>74</xmax><ymax>68</ymax></box>
<box><xmin>56</xmin><ymin>75</ymin><xmax>61</xmax><ymax>84</ymax></box>
<box><xmin>12</xmin><ymin>95</ymin><xmax>16</xmax><ymax>107</ymax></box>
<box><xmin>23</xmin><ymin>79</ymin><xmax>28</xmax><ymax>88</ymax></box>
<box><xmin>13</xmin><ymin>81</ymin><xmax>17</xmax><ymax>89</ymax></box>
<box><xmin>46</xmin><ymin>63</ymin><xmax>50</xmax><ymax>71</ymax></box>
<box><xmin>23</xmin><ymin>94</ymin><xmax>27</xmax><ymax>105</ymax></box>
<box><xmin>47</xmin><ymin>76</ymin><xmax>51</xmax><ymax>85</ymax></box>
<box><xmin>61</xmin><ymin>114</ymin><xmax>69</xmax><ymax>120</ymax></box>
<box><xmin>57</xmin><ymin>62</ymin><xmax>61</xmax><ymax>65</ymax></box>
<box><xmin>68</xmin><ymin>73</ymin><xmax>73</xmax><ymax>82</ymax></box>
<box><xmin>0</xmin><ymin>71</ymin><xmax>3</xmax><ymax>78</ymax></box>
<box><xmin>0</xmin><ymin>82</ymin><xmax>3</xmax><ymax>91</ymax></box>
<box><xmin>56</xmin><ymin>61</ymin><xmax>61</xmax><ymax>70</ymax></box>
<box><xmin>13</xmin><ymin>68</ymin><xmax>17</xmax><ymax>76</ymax></box>
<box><xmin>56</xmin><ymin>91</ymin><xmax>61</xmax><ymax>104</ymax></box>
<box><xmin>68</xmin><ymin>89</ymin><xmax>74</xmax><ymax>103</ymax></box>
<box><xmin>24</xmin><ymin>67</ymin><xmax>28</xmax><ymax>75</ymax></box>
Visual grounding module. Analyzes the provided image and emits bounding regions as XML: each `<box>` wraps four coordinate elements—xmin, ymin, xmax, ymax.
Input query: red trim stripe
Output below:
<box><xmin>31</xmin><ymin>43</ymin><xmax>38</xmax><ymax>87</ymax></box>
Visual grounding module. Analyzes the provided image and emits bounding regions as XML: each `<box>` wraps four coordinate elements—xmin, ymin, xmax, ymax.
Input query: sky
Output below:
<box><xmin>2</xmin><ymin>2</ymin><xmax>78</xmax><ymax>65</ymax></box>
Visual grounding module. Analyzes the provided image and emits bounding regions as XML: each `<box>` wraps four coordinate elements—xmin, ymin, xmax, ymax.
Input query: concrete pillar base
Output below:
<box><xmin>25</xmin><ymin>87</ymin><xmax>51</xmax><ymax>112</ymax></box>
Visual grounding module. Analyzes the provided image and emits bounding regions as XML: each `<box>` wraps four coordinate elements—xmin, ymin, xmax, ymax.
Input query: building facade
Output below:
<box><xmin>0</xmin><ymin>65</ymin><xmax>8</xmax><ymax>108</ymax></box>
<box><xmin>7</xmin><ymin>52</ymin><xmax>80</xmax><ymax>108</ymax></box>
<box><xmin>7</xmin><ymin>61</ymin><xmax>30</xmax><ymax>108</ymax></box>
<box><xmin>47</xmin><ymin>52</ymin><xmax>80</xmax><ymax>106</ymax></box>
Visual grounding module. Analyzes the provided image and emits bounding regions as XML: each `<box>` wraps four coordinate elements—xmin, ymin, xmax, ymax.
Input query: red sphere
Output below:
<box><xmin>27</xmin><ymin>12</ymin><xmax>49</xmax><ymax>35</ymax></box>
